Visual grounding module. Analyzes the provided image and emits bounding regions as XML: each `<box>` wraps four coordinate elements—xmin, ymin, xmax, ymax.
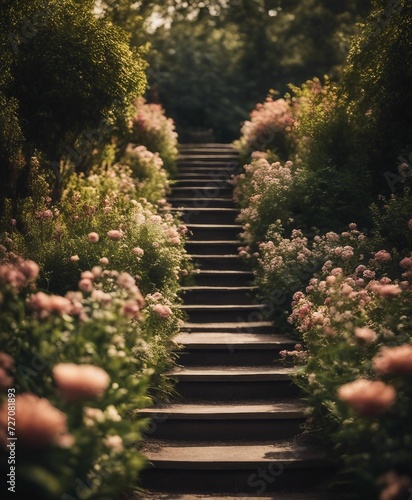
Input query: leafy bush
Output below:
<box><xmin>234</xmin><ymin>95</ymin><xmax>296</xmax><ymax>163</ymax></box>
<box><xmin>288</xmin><ymin>261</ymin><xmax>412</xmax><ymax>499</ymax></box>
<box><xmin>130</xmin><ymin>98</ymin><xmax>178</xmax><ymax>174</ymax></box>
<box><xmin>120</xmin><ymin>144</ymin><xmax>170</xmax><ymax>204</ymax></box>
<box><xmin>233</xmin><ymin>154</ymin><xmax>303</xmax><ymax>245</ymax></box>
<box><xmin>3</xmin><ymin>157</ymin><xmax>190</xmax><ymax>297</ymax></box>
<box><xmin>0</xmin><ymin>254</ymin><xmax>166</xmax><ymax>499</ymax></box>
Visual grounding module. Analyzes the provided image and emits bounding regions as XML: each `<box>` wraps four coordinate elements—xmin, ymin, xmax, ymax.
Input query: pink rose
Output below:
<box><xmin>373</xmin><ymin>345</ymin><xmax>412</xmax><ymax>376</ymax></box>
<box><xmin>53</xmin><ymin>364</ymin><xmax>110</xmax><ymax>402</ymax></box>
<box><xmin>354</xmin><ymin>327</ymin><xmax>377</xmax><ymax>344</ymax></box>
<box><xmin>338</xmin><ymin>379</ymin><xmax>395</xmax><ymax>417</ymax></box>
<box><xmin>153</xmin><ymin>304</ymin><xmax>172</xmax><ymax>318</ymax></box>
<box><xmin>107</xmin><ymin>230</ymin><xmax>123</xmax><ymax>241</ymax></box>
<box><xmin>0</xmin><ymin>394</ymin><xmax>73</xmax><ymax>448</ymax></box>
<box><xmin>88</xmin><ymin>232</ymin><xmax>99</xmax><ymax>243</ymax></box>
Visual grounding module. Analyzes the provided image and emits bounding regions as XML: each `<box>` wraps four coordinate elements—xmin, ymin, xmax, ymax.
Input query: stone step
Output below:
<box><xmin>177</xmin><ymin>172</ymin><xmax>234</xmax><ymax>180</ymax></box>
<box><xmin>177</xmin><ymin>160</ymin><xmax>240</xmax><ymax>169</ymax></box>
<box><xmin>185</xmin><ymin>240</ymin><xmax>241</xmax><ymax>255</ymax></box>
<box><xmin>141</xmin><ymin>440</ymin><xmax>332</xmax><ymax>494</ymax></box>
<box><xmin>170</xmin><ymin>186</ymin><xmax>233</xmax><ymax>199</ymax></box>
<box><xmin>138</xmin><ymin>402</ymin><xmax>306</xmax><ymax>441</ymax></box>
<box><xmin>187</xmin><ymin>224</ymin><xmax>241</xmax><ymax>241</ymax></box>
<box><xmin>192</xmin><ymin>255</ymin><xmax>244</xmax><ymax>271</ymax></box>
<box><xmin>170</xmin><ymin>366</ymin><xmax>299</xmax><ymax>401</ymax></box>
<box><xmin>176</xmin><ymin>332</ymin><xmax>294</xmax><ymax>349</ymax></box>
<box><xmin>193</xmin><ymin>270</ymin><xmax>253</xmax><ymax>287</ymax></box>
<box><xmin>179</xmin><ymin>143</ymin><xmax>236</xmax><ymax>149</ymax></box>
<box><xmin>179</xmin><ymin>147</ymin><xmax>239</xmax><ymax>158</ymax></box>
<box><xmin>171</xmin><ymin>207</ymin><xmax>238</xmax><ymax>225</ymax></box>
<box><xmin>171</xmin><ymin>198</ymin><xmax>236</xmax><ymax>209</ymax></box>
<box><xmin>181</xmin><ymin>286</ymin><xmax>257</xmax><ymax>305</ymax></box>
<box><xmin>132</xmin><ymin>493</ymin><xmax>330</xmax><ymax>500</ymax></box>
<box><xmin>175</xmin><ymin>332</ymin><xmax>295</xmax><ymax>366</ymax></box>
<box><xmin>183</xmin><ymin>321</ymin><xmax>274</xmax><ymax>334</ymax></box>
<box><xmin>181</xmin><ymin>304</ymin><xmax>268</xmax><ymax>323</ymax></box>
<box><xmin>173</xmin><ymin>179</ymin><xmax>233</xmax><ymax>189</ymax></box>
<box><xmin>177</xmin><ymin>166</ymin><xmax>239</xmax><ymax>174</ymax></box>
<box><xmin>178</xmin><ymin>154</ymin><xmax>239</xmax><ymax>161</ymax></box>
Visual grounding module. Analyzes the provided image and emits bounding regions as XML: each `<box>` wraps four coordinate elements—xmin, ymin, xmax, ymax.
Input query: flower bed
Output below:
<box><xmin>0</xmin><ymin>119</ymin><xmax>190</xmax><ymax>497</ymax></box>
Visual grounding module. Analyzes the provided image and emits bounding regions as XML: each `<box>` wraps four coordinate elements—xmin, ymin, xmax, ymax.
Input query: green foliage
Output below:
<box><xmin>0</xmin><ymin>254</ymin><xmax>176</xmax><ymax>498</ymax></box>
<box><xmin>0</xmin><ymin>0</ymin><xmax>147</xmax><ymax>210</ymax></box>
<box><xmin>108</xmin><ymin>0</ymin><xmax>370</xmax><ymax>141</ymax></box>
<box><xmin>290</xmin><ymin>270</ymin><xmax>412</xmax><ymax>498</ymax></box>
<box><xmin>129</xmin><ymin>98</ymin><xmax>178</xmax><ymax>174</ymax></box>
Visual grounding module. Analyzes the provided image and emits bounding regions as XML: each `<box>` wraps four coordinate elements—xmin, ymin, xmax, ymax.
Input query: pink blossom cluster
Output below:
<box><xmin>237</xmin><ymin>97</ymin><xmax>294</xmax><ymax>153</ymax></box>
<box><xmin>53</xmin><ymin>363</ymin><xmax>110</xmax><ymax>402</ymax></box>
<box><xmin>0</xmin><ymin>256</ymin><xmax>39</xmax><ymax>290</ymax></box>
<box><xmin>234</xmin><ymin>157</ymin><xmax>298</xmax><ymax>243</ymax></box>
<box><xmin>0</xmin><ymin>394</ymin><xmax>74</xmax><ymax>449</ymax></box>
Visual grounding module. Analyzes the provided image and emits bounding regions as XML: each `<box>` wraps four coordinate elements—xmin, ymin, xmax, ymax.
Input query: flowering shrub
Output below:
<box><xmin>130</xmin><ymin>97</ymin><xmax>178</xmax><ymax>174</ymax></box>
<box><xmin>233</xmin><ymin>154</ymin><xmax>302</xmax><ymax>245</ymax></box>
<box><xmin>234</xmin><ymin>95</ymin><xmax>295</xmax><ymax>162</ymax></box>
<box><xmin>120</xmin><ymin>144</ymin><xmax>170</xmax><ymax>204</ymax></box>
<box><xmin>0</xmin><ymin>254</ymin><xmax>181</xmax><ymax>498</ymax></box>
<box><xmin>6</xmin><ymin>161</ymin><xmax>190</xmax><ymax>297</ymax></box>
<box><xmin>288</xmin><ymin>262</ymin><xmax>412</xmax><ymax>498</ymax></box>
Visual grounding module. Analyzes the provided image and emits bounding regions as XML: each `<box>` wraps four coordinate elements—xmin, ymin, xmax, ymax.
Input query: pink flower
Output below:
<box><xmin>338</xmin><ymin>379</ymin><xmax>396</xmax><ymax>417</ymax></box>
<box><xmin>373</xmin><ymin>345</ymin><xmax>412</xmax><ymax>376</ymax></box>
<box><xmin>28</xmin><ymin>292</ymin><xmax>72</xmax><ymax>316</ymax></box>
<box><xmin>99</xmin><ymin>257</ymin><xmax>109</xmax><ymax>266</ymax></box>
<box><xmin>371</xmin><ymin>284</ymin><xmax>402</xmax><ymax>297</ymax></box>
<box><xmin>123</xmin><ymin>300</ymin><xmax>141</xmax><ymax>318</ymax></box>
<box><xmin>70</xmin><ymin>255</ymin><xmax>80</xmax><ymax>263</ymax></box>
<box><xmin>88</xmin><ymin>232</ymin><xmax>99</xmax><ymax>243</ymax></box>
<box><xmin>53</xmin><ymin>364</ymin><xmax>110</xmax><ymax>402</ymax></box>
<box><xmin>20</xmin><ymin>260</ymin><xmax>40</xmax><ymax>280</ymax></box>
<box><xmin>78</xmin><ymin>278</ymin><xmax>93</xmax><ymax>293</ymax></box>
<box><xmin>107</xmin><ymin>229</ymin><xmax>123</xmax><ymax>241</ymax></box>
<box><xmin>117</xmin><ymin>272</ymin><xmax>136</xmax><ymax>289</ymax></box>
<box><xmin>374</xmin><ymin>250</ymin><xmax>391</xmax><ymax>263</ymax></box>
<box><xmin>0</xmin><ymin>394</ymin><xmax>73</xmax><ymax>448</ymax></box>
<box><xmin>104</xmin><ymin>435</ymin><xmax>124</xmax><ymax>453</ymax></box>
<box><xmin>354</xmin><ymin>327</ymin><xmax>377</xmax><ymax>344</ymax></box>
<box><xmin>153</xmin><ymin>304</ymin><xmax>172</xmax><ymax>318</ymax></box>
<box><xmin>399</xmin><ymin>256</ymin><xmax>412</xmax><ymax>269</ymax></box>
<box><xmin>378</xmin><ymin>471</ymin><xmax>412</xmax><ymax>500</ymax></box>
<box><xmin>132</xmin><ymin>247</ymin><xmax>144</xmax><ymax>258</ymax></box>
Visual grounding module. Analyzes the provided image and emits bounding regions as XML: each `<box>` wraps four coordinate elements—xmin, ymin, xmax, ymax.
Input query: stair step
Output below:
<box><xmin>142</xmin><ymin>440</ymin><xmax>332</xmax><ymax>494</ymax></box>
<box><xmin>171</xmin><ymin>208</ymin><xmax>238</xmax><ymax>225</ymax></box>
<box><xmin>175</xmin><ymin>332</ymin><xmax>294</xmax><ymax>366</ymax></box>
<box><xmin>181</xmin><ymin>286</ymin><xmax>257</xmax><ymax>305</ymax></box>
<box><xmin>176</xmin><ymin>332</ymin><xmax>294</xmax><ymax>349</ymax></box>
<box><xmin>178</xmin><ymin>166</ymin><xmax>239</xmax><ymax>174</ymax></box>
<box><xmin>193</xmin><ymin>270</ymin><xmax>253</xmax><ymax>287</ymax></box>
<box><xmin>170</xmin><ymin>366</ymin><xmax>294</xmax><ymax>382</ymax></box>
<box><xmin>185</xmin><ymin>241</ymin><xmax>241</xmax><ymax>255</ymax></box>
<box><xmin>183</xmin><ymin>321</ymin><xmax>273</xmax><ymax>334</ymax></box>
<box><xmin>187</xmin><ymin>224</ymin><xmax>241</xmax><ymax>241</ymax></box>
<box><xmin>179</xmin><ymin>143</ymin><xmax>236</xmax><ymax>149</ymax></box>
<box><xmin>192</xmin><ymin>255</ymin><xmax>244</xmax><ymax>271</ymax></box>
<box><xmin>138</xmin><ymin>403</ymin><xmax>306</xmax><ymax>441</ymax></box>
<box><xmin>171</xmin><ymin>198</ymin><xmax>236</xmax><ymax>209</ymax></box>
<box><xmin>170</xmin><ymin>187</ymin><xmax>233</xmax><ymax>199</ymax></box>
<box><xmin>140</xmin><ymin>402</ymin><xmax>305</xmax><ymax>420</ymax></box>
<box><xmin>181</xmin><ymin>304</ymin><xmax>268</xmax><ymax>323</ymax></box>
<box><xmin>132</xmin><ymin>494</ymin><xmax>330</xmax><ymax>500</ymax></box>
<box><xmin>170</xmin><ymin>365</ymin><xmax>299</xmax><ymax>401</ymax></box>
<box><xmin>178</xmin><ymin>155</ymin><xmax>239</xmax><ymax>161</ymax></box>
<box><xmin>173</xmin><ymin>179</ymin><xmax>233</xmax><ymax>189</ymax></box>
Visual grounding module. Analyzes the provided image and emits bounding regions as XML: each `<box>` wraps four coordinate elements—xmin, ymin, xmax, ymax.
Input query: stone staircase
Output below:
<box><xmin>137</xmin><ymin>144</ymin><xmax>333</xmax><ymax>499</ymax></box>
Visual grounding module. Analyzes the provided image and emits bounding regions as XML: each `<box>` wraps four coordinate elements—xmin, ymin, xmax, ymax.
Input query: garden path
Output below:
<box><xmin>137</xmin><ymin>145</ymin><xmax>333</xmax><ymax>499</ymax></box>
